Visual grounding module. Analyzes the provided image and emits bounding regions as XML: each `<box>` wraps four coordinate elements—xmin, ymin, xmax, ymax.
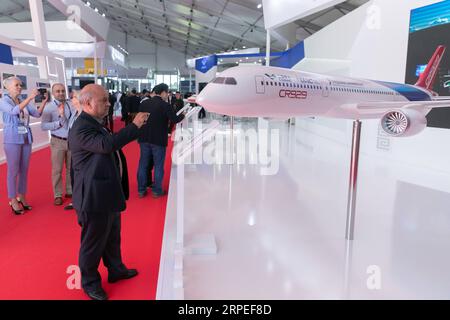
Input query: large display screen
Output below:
<box><xmin>405</xmin><ymin>0</ymin><xmax>450</xmax><ymax>129</ymax></box>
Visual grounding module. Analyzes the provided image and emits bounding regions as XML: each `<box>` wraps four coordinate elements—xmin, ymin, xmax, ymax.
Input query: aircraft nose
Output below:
<box><xmin>196</xmin><ymin>87</ymin><xmax>210</xmax><ymax>107</ymax></box>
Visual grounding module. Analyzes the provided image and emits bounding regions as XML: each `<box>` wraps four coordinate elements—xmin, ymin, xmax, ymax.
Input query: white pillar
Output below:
<box><xmin>189</xmin><ymin>69</ymin><xmax>192</xmax><ymax>92</ymax></box>
<box><xmin>265</xmin><ymin>29</ymin><xmax>271</xmax><ymax>67</ymax></box>
<box><xmin>71</xmin><ymin>57</ymin><xmax>75</xmax><ymax>84</ymax></box>
<box><xmin>101</xmin><ymin>58</ymin><xmax>104</xmax><ymax>81</ymax></box>
<box><xmin>29</xmin><ymin>0</ymin><xmax>49</xmax><ymax>79</ymax></box>
<box><xmin>94</xmin><ymin>37</ymin><xmax>98</xmax><ymax>83</ymax></box>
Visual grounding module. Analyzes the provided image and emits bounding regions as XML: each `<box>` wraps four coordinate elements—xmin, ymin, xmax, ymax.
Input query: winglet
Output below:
<box><xmin>415</xmin><ymin>45</ymin><xmax>446</xmax><ymax>90</ymax></box>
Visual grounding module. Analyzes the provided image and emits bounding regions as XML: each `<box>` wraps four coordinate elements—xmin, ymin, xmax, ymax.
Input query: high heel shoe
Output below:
<box><xmin>9</xmin><ymin>202</ymin><xmax>24</xmax><ymax>215</ymax></box>
<box><xmin>17</xmin><ymin>199</ymin><xmax>32</xmax><ymax>211</ymax></box>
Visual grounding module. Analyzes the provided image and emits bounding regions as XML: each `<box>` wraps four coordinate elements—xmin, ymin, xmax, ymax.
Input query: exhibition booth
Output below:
<box><xmin>1</xmin><ymin>0</ymin><xmax>450</xmax><ymax>301</ymax></box>
<box><xmin>157</xmin><ymin>0</ymin><xmax>450</xmax><ymax>300</ymax></box>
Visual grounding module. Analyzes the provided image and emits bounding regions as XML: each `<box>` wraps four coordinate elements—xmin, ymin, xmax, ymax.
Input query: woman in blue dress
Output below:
<box><xmin>0</xmin><ymin>77</ymin><xmax>49</xmax><ymax>215</ymax></box>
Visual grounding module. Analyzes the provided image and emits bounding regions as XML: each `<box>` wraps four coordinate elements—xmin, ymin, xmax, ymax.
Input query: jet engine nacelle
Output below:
<box><xmin>380</xmin><ymin>109</ymin><xmax>427</xmax><ymax>137</ymax></box>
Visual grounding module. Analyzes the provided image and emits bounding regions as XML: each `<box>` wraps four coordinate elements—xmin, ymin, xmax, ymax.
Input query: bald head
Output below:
<box><xmin>79</xmin><ymin>84</ymin><xmax>110</xmax><ymax>119</ymax></box>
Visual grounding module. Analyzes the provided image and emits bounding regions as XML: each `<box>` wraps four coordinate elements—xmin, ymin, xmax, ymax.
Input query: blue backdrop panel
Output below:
<box><xmin>0</xmin><ymin>43</ymin><xmax>13</xmax><ymax>65</ymax></box>
<box><xmin>196</xmin><ymin>55</ymin><xmax>218</xmax><ymax>74</ymax></box>
<box><xmin>271</xmin><ymin>41</ymin><xmax>305</xmax><ymax>69</ymax></box>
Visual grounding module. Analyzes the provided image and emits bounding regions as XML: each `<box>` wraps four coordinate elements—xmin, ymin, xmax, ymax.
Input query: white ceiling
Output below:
<box><xmin>0</xmin><ymin>0</ymin><xmax>369</xmax><ymax>58</ymax></box>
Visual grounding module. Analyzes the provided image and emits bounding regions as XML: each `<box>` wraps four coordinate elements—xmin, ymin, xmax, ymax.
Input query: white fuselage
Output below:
<box><xmin>196</xmin><ymin>66</ymin><xmax>432</xmax><ymax>119</ymax></box>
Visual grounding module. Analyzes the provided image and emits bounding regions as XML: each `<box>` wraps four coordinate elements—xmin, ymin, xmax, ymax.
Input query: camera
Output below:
<box><xmin>35</xmin><ymin>88</ymin><xmax>50</xmax><ymax>103</ymax></box>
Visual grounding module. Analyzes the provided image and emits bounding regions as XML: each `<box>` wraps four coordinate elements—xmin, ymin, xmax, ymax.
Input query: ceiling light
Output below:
<box><xmin>86</xmin><ymin>1</ymin><xmax>91</xmax><ymax>6</ymax></box>
<box><xmin>242</xmin><ymin>46</ymin><xmax>246</xmax><ymax>49</ymax></box>
<box><xmin>94</xmin><ymin>7</ymin><xmax>98</xmax><ymax>12</ymax></box>
<box><xmin>257</xmin><ymin>3</ymin><xmax>262</xmax><ymax>9</ymax></box>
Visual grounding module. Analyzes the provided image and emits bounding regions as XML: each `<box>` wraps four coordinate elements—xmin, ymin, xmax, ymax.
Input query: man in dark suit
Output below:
<box><xmin>69</xmin><ymin>84</ymin><xmax>149</xmax><ymax>300</ymax></box>
<box><xmin>137</xmin><ymin>83</ymin><xmax>184</xmax><ymax>198</ymax></box>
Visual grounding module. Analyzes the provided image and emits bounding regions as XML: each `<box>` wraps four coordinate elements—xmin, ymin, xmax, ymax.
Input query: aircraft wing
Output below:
<box><xmin>327</xmin><ymin>98</ymin><xmax>450</xmax><ymax>119</ymax></box>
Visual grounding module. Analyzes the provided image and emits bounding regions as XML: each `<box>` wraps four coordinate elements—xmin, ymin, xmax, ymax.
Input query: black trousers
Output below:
<box><xmin>198</xmin><ymin>107</ymin><xmax>206</xmax><ymax>119</ymax></box>
<box><xmin>148</xmin><ymin>157</ymin><xmax>154</xmax><ymax>187</ymax></box>
<box><xmin>78</xmin><ymin>211</ymin><xmax>127</xmax><ymax>292</ymax></box>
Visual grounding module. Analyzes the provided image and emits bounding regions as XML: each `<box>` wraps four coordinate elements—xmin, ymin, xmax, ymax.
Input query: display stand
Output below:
<box><xmin>230</xmin><ymin>116</ymin><xmax>234</xmax><ymax>164</ymax></box>
<box><xmin>177</xmin><ymin>103</ymin><xmax>192</xmax><ymax>134</ymax></box>
<box><xmin>342</xmin><ymin>237</ymin><xmax>354</xmax><ymax>299</ymax></box>
<box><xmin>345</xmin><ymin>120</ymin><xmax>362</xmax><ymax>241</ymax></box>
<box><xmin>180</xmin><ymin>106</ymin><xmax>202</xmax><ymax>135</ymax></box>
<box><xmin>172</xmin><ymin>120</ymin><xmax>221</xmax><ymax>299</ymax></box>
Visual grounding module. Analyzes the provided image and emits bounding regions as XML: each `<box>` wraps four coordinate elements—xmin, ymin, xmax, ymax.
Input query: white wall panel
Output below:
<box><xmin>262</xmin><ymin>0</ymin><xmax>346</xmax><ymax>29</ymax></box>
<box><xmin>107</xmin><ymin>31</ymin><xmax>188</xmax><ymax>73</ymax></box>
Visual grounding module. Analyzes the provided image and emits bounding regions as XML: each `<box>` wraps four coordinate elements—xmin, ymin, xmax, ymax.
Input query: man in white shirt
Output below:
<box><xmin>41</xmin><ymin>83</ymin><xmax>76</xmax><ymax>206</ymax></box>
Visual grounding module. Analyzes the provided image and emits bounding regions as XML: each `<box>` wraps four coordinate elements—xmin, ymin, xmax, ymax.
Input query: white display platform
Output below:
<box><xmin>157</xmin><ymin>117</ymin><xmax>450</xmax><ymax>300</ymax></box>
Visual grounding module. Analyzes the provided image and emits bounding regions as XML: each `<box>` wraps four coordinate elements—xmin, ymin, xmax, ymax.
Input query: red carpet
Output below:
<box><xmin>0</xmin><ymin>120</ymin><xmax>171</xmax><ymax>300</ymax></box>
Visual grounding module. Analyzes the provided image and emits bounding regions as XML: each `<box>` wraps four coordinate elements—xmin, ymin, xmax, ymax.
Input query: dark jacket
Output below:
<box><xmin>174</xmin><ymin>98</ymin><xmax>184</xmax><ymax>113</ymax></box>
<box><xmin>128</xmin><ymin>95</ymin><xmax>141</xmax><ymax>113</ymax></box>
<box><xmin>138</xmin><ymin>96</ymin><xmax>184</xmax><ymax>146</ymax></box>
<box><xmin>68</xmin><ymin>111</ymin><xmax>139</xmax><ymax>214</ymax></box>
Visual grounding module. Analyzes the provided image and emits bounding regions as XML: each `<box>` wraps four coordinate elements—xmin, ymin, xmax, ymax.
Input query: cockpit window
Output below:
<box><xmin>212</xmin><ymin>77</ymin><xmax>237</xmax><ymax>85</ymax></box>
<box><xmin>225</xmin><ymin>77</ymin><xmax>237</xmax><ymax>85</ymax></box>
<box><xmin>212</xmin><ymin>77</ymin><xmax>225</xmax><ymax>84</ymax></box>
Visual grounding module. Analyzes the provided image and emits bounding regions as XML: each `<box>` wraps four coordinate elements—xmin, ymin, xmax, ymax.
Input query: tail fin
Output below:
<box><xmin>415</xmin><ymin>45</ymin><xmax>446</xmax><ymax>90</ymax></box>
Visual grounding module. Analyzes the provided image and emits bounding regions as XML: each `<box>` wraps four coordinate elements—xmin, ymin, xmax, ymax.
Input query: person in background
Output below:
<box><xmin>168</xmin><ymin>91</ymin><xmax>184</xmax><ymax>134</ymax></box>
<box><xmin>141</xmin><ymin>89</ymin><xmax>152</xmax><ymax>103</ymax></box>
<box><xmin>139</xmin><ymin>89</ymin><xmax>154</xmax><ymax>193</ymax></box>
<box><xmin>137</xmin><ymin>83</ymin><xmax>184</xmax><ymax>198</ymax></box>
<box><xmin>127</xmin><ymin>89</ymin><xmax>141</xmax><ymax>125</ymax></box>
<box><xmin>173</xmin><ymin>91</ymin><xmax>184</xmax><ymax>114</ymax></box>
<box><xmin>64</xmin><ymin>90</ymin><xmax>82</xmax><ymax>211</ymax></box>
<box><xmin>69</xmin><ymin>84</ymin><xmax>149</xmax><ymax>300</ymax></box>
<box><xmin>0</xmin><ymin>77</ymin><xmax>49</xmax><ymax>214</ymax></box>
<box><xmin>167</xmin><ymin>91</ymin><xmax>172</xmax><ymax>106</ymax></box>
<box><xmin>141</xmin><ymin>89</ymin><xmax>148</xmax><ymax>101</ymax></box>
<box><xmin>105</xmin><ymin>92</ymin><xmax>116</xmax><ymax>133</ymax></box>
<box><xmin>41</xmin><ymin>83</ymin><xmax>75</xmax><ymax>206</ymax></box>
<box><xmin>120</xmin><ymin>91</ymin><xmax>129</xmax><ymax>125</ymax></box>
<box><xmin>116</xmin><ymin>91</ymin><xmax>122</xmax><ymax>109</ymax></box>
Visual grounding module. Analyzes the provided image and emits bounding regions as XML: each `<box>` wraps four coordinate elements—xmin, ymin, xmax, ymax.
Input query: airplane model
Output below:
<box><xmin>196</xmin><ymin>46</ymin><xmax>450</xmax><ymax>137</ymax></box>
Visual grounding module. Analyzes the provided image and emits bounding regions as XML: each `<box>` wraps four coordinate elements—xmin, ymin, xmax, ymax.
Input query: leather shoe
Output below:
<box><xmin>108</xmin><ymin>269</ymin><xmax>138</xmax><ymax>283</ymax></box>
<box><xmin>54</xmin><ymin>197</ymin><xmax>63</xmax><ymax>206</ymax></box>
<box><xmin>152</xmin><ymin>191</ymin><xmax>167</xmax><ymax>199</ymax></box>
<box><xmin>138</xmin><ymin>191</ymin><xmax>147</xmax><ymax>198</ymax></box>
<box><xmin>65</xmin><ymin>194</ymin><xmax>72</xmax><ymax>199</ymax></box>
<box><xmin>64</xmin><ymin>203</ymin><xmax>74</xmax><ymax>210</ymax></box>
<box><xmin>85</xmin><ymin>288</ymin><xmax>108</xmax><ymax>301</ymax></box>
